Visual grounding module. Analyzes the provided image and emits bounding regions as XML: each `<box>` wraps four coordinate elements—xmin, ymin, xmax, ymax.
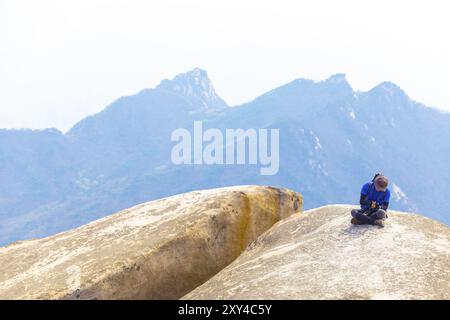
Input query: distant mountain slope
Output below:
<box><xmin>0</xmin><ymin>129</ymin><xmax>75</xmax><ymax>220</ymax></box>
<box><xmin>0</xmin><ymin>68</ymin><xmax>449</xmax><ymax>245</ymax></box>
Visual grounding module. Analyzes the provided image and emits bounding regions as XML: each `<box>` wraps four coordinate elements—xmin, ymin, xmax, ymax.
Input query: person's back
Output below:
<box><xmin>351</xmin><ymin>174</ymin><xmax>390</xmax><ymax>227</ymax></box>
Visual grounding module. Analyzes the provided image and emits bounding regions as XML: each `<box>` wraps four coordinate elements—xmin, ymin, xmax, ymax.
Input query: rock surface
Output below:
<box><xmin>0</xmin><ymin>186</ymin><xmax>302</xmax><ymax>300</ymax></box>
<box><xmin>184</xmin><ymin>205</ymin><xmax>450</xmax><ymax>300</ymax></box>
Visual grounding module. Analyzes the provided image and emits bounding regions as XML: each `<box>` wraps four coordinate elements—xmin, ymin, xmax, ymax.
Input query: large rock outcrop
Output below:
<box><xmin>184</xmin><ymin>205</ymin><xmax>450</xmax><ymax>300</ymax></box>
<box><xmin>0</xmin><ymin>186</ymin><xmax>302</xmax><ymax>300</ymax></box>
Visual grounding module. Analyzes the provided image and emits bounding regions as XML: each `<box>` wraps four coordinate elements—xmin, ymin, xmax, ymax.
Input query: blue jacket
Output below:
<box><xmin>360</xmin><ymin>182</ymin><xmax>390</xmax><ymax>211</ymax></box>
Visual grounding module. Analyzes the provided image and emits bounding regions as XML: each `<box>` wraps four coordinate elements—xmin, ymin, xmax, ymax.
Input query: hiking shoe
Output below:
<box><xmin>372</xmin><ymin>219</ymin><xmax>385</xmax><ymax>228</ymax></box>
<box><xmin>351</xmin><ymin>218</ymin><xmax>363</xmax><ymax>225</ymax></box>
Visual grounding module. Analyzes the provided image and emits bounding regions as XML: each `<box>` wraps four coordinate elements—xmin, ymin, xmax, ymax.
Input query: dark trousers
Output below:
<box><xmin>351</xmin><ymin>208</ymin><xmax>387</xmax><ymax>224</ymax></box>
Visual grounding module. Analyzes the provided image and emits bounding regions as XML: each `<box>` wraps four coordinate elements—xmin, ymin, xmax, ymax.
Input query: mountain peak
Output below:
<box><xmin>157</xmin><ymin>68</ymin><xmax>228</xmax><ymax>110</ymax></box>
<box><xmin>373</xmin><ymin>81</ymin><xmax>405</xmax><ymax>94</ymax></box>
<box><xmin>325</xmin><ymin>73</ymin><xmax>348</xmax><ymax>83</ymax></box>
<box><xmin>368</xmin><ymin>81</ymin><xmax>410</xmax><ymax>102</ymax></box>
<box><xmin>185</xmin><ymin>67</ymin><xmax>209</xmax><ymax>79</ymax></box>
<box><xmin>317</xmin><ymin>73</ymin><xmax>353</xmax><ymax>93</ymax></box>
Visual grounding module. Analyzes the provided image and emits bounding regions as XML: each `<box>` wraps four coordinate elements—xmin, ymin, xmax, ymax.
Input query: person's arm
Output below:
<box><xmin>360</xmin><ymin>194</ymin><xmax>368</xmax><ymax>206</ymax></box>
<box><xmin>359</xmin><ymin>183</ymin><xmax>370</xmax><ymax>208</ymax></box>
<box><xmin>381</xmin><ymin>190</ymin><xmax>391</xmax><ymax>211</ymax></box>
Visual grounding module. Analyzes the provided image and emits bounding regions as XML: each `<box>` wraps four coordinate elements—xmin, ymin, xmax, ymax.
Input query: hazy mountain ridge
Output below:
<box><xmin>1</xmin><ymin>68</ymin><xmax>449</xmax><ymax>245</ymax></box>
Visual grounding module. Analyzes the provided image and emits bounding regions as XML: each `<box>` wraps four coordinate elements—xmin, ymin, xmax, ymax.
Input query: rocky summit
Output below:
<box><xmin>1</xmin><ymin>188</ymin><xmax>448</xmax><ymax>300</ymax></box>
<box><xmin>0</xmin><ymin>186</ymin><xmax>301</xmax><ymax>300</ymax></box>
<box><xmin>184</xmin><ymin>205</ymin><xmax>450</xmax><ymax>300</ymax></box>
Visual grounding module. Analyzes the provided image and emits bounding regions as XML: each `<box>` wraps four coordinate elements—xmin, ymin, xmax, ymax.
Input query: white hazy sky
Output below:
<box><xmin>1</xmin><ymin>0</ymin><xmax>449</xmax><ymax>132</ymax></box>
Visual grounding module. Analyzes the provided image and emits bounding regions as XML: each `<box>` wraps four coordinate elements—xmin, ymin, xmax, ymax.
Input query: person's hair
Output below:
<box><xmin>372</xmin><ymin>173</ymin><xmax>382</xmax><ymax>182</ymax></box>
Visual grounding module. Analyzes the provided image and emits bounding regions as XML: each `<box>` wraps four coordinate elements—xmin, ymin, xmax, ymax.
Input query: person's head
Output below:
<box><xmin>373</xmin><ymin>174</ymin><xmax>389</xmax><ymax>192</ymax></box>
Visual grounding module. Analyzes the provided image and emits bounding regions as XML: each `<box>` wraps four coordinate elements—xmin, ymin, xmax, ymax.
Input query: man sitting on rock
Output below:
<box><xmin>351</xmin><ymin>174</ymin><xmax>390</xmax><ymax>228</ymax></box>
